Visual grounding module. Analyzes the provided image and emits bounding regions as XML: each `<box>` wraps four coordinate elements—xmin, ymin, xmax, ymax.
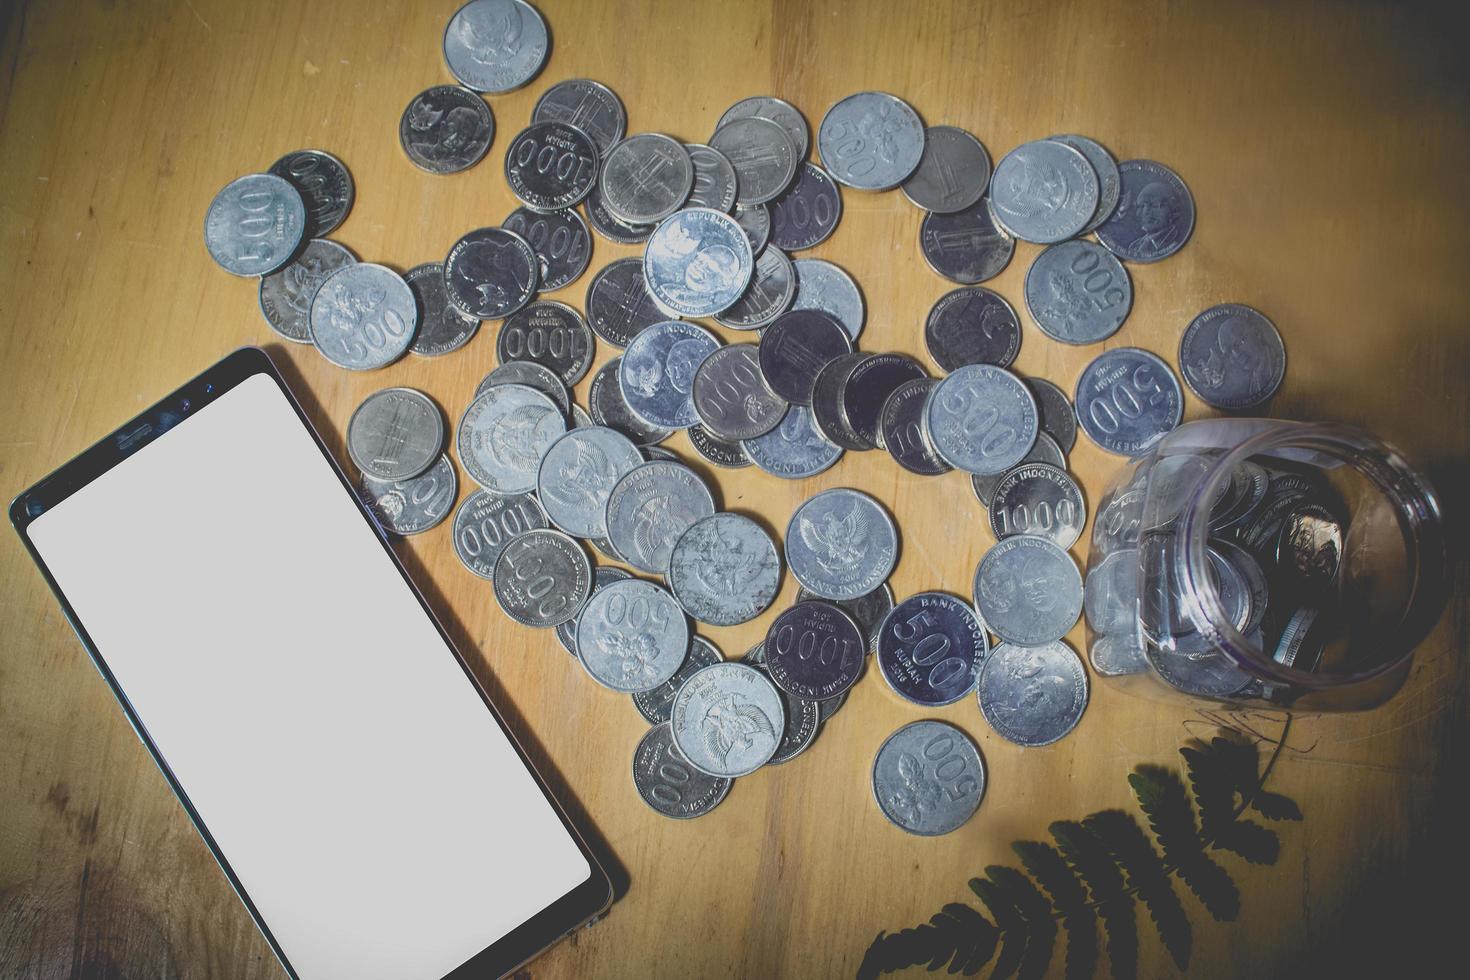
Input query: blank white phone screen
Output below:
<box><xmin>27</xmin><ymin>373</ymin><xmax>591</xmax><ymax>980</ymax></box>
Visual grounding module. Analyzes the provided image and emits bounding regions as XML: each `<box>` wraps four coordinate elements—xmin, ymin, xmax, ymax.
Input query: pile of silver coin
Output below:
<box><xmin>202</xmin><ymin>0</ymin><xmax>1289</xmax><ymax>836</ymax></box>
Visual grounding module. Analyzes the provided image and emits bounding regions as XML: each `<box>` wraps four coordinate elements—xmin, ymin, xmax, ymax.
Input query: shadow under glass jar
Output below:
<box><xmin>1084</xmin><ymin>419</ymin><xmax>1447</xmax><ymax>712</ymax></box>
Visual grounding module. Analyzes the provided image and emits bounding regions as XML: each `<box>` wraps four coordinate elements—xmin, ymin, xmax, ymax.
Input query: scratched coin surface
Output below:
<box><xmin>643</xmin><ymin>207</ymin><xmax>754</xmax><ymax>317</ymax></box>
<box><xmin>759</xmin><ymin>308</ymin><xmax>853</xmax><ymax>405</ymax></box>
<box><xmin>790</xmin><ymin>258</ymin><xmax>865</xmax><ymax>340</ymax></box>
<box><xmin>764</xmin><ymin>601</ymin><xmax>866</xmax><ymax>700</ymax></box>
<box><xmin>503</xmin><ymin>206</ymin><xmax>593</xmax><ymax>292</ymax></box>
<box><xmin>633</xmin><ymin>635</ymin><xmax>723</xmax><ymax>724</ymax></box>
<box><xmin>605</xmin><ymin>459</ymin><xmax>717</xmax><ymax>574</ymax></box>
<box><xmin>989</xmin><ymin>462</ymin><xmax>1087</xmax><ymax>550</ymax></box>
<box><xmin>455</xmin><ymin>382</ymin><xmax>566</xmax><ymax>493</ymax></box>
<box><xmin>876</xmin><ymin>592</ymin><xmax>987</xmax><ymax>707</ymax></box>
<box><xmin>632</xmin><ymin>722</ymin><xmax>732</xmax><ymax>819</ymax></box>
<box><xmin>924</xmin><ymin>364</ymin><xmax>1039</xmax><ymax>475</ymax></box>
<box><xmin>589</xmin><ymin>357</ymin><xmax>674</xmax><ymax>446</ymax></box>
<box><xmin>586</xmin><ymin>257</ymin><xmax>671</xmax><ymax>347</ymax></box>
<box><xmin>691</xmin><ymin>343</ymin><xmax>787</xmax><ymax>441</ymax></box>
<box><xmin>742</xmin><ymin>405</ymin><xmax>843</xmax><ymax>479</ymax></box>
<box><xmin>443</xmin><ymin>226</ymin><xmax>538</xmax><ymax>320</ymax></box>
<box><xmin>973</xmin><ymin>536</ymin><xmax>1084</xmax><ymax>646</ymax></box>
<box><xmin>709</xmin><ymin>115</ymin><xmax>799</xmax><ymax>206</ymax></box>
<box><xmin>900</xmin><ymin>126</ymin><xmax>991</xmax><ymax>214</ymax></box>
<box><xmin>619</xmin><ymin>321</ymin><xmax>721</xmax><ymax>428</ymax></box>
<box><xmin>872</xmin><ymin>720</ymin><xmax>985</xmax><ymax>835</ymax></box>
<box><xmin>358</xmin><ymin>454</ymin><xmax>456</xmax><ymax>536</ymax></box>
<box><xmin>258</xmin><ymin>238</ymin><xmax>356</xmax><ymax>343</ymax></box>
<box><xmin>684</xmin><ymin>143</ymin><xmax>739</xmax><ymax>213</ymax></box>
<box><xmin>668</xmin><ymin>513</ymin><xmax>782</xmax><ymax>626</ymax></box>
<box><xmin>977</xmin><ymin>640</ymin><xmax>1089</xmax><ymax>747</ymax></box>
<box><xmin>406</xmin><ymin>262</ymin><xmax>480</xmax><ymax>356</ymax></box>
<box><xmin>1049</xmin><ymin>133</ymin><xmax>1121</xmax><ymax>234</ymax></box>
<box><xmin>714</xmin><ymin>246</ymin><xmax>796</xmax><ymax>330</ymax></box>
<box><xmin>475</xmin><ymin>359</ymin><xmax>570</xmax><ymax>415</ymax></box>
<box><xmin>267</xmin><ymin>148</ymin><xmax>353</xmax><ymax>239</ymax></box>
<box><xmin>442</xmin><ymin>0</ymin><xmax>548</xmax><ymax>94</ymax></box>
<box><xmin>1179</xmin><ymin>304</ymin><xmax>1286</xmax><ymax>410</ymax></box>
<box><xmin>1025</xmin><ymin>239</ymin><xmax>1132</xmax><ymax>345</ymax></box>
<box><xmin>671</xmin><ymin>662</ymin><xmax>785</xmax><ymax>777</ymax></box>
<box><xmin>919</xmin><ymin>197</ymin><xmax>1015</xmax><ymax>284</ymax></box>
<box><xmin>575</xmin><ymin>578</ymin><xmax>689</xmax><ymax>692</ymax></box>
<box><xmin>785</xmin><ymin>488</ymin><xmax>898</xmax><ymax>601</ymax></box>
<box><xmin>769</xmin><ymin>162</ymin><xmax>843</xmax><ymax>251</ymax></box>
<box><xmin>492</xmin><ymin>528</ymin><xmax>591</xmax><ymax>629</ymax></box>
<box><xmin>498</xmin><ymin>300</ymin><xmax>595</xmax><ymax>386</ymax></box>
<box><xmin>817</xmin><ymin>91</ymin><xmax>925</xmax><ymax>190</ymax></box>
<box><xmin>203</xmin><ymin>173</ymin><xmax>306</xmax><ymax>277</ymax></box>
<box><xmin>536</xmin><ymin>426</ymin><xmax>644</xmax><ymax>538</ymax></box>
<box><xmin>452</xmin><ymin>489</ymin><xmax>547</xmax><ymax>579</ymax></box>
<box><xmin>308</xmin><ymin>263</ymin><xmax>418</xmax><ymax>370</ymax></box>
<box><xmin>923</xmin><ymin>286</ymin><xmax>1021</xmax><ymax>371</ymax></box>
<box><xmin>1095</xmin><ymin>159</ymin><xmax>1196</xmax><ymax>263</ymax></box>
<box><xmin>1074</xmin><ymin>347</ymin><xmax>1184</xmax><ymax>455</ymax></box>
<box><xmin>398</xmin><ymin>85</ymin><xmax>495</xmax><ymax>174</ymax></box>
<box><xmin>346</xmin><ymin>387</ymin><xmax>444</xmax><ymax>481</ymax></box>
<box><xmin>988</xmin><ymin>139</ymin><xmax>1099</xmax><ymax>244</ymax></box>
<box><xmin>531</xmin><ymin>77</ymin><xmax>626</xmax><ymax>155</ymax></box>
<box><xmin>599</xmin><ymin>133</ymin><xmax>693</xmax><ymax>225</ymax></box>
<box><xmin>716</xmin><ymin>96</ymin><xmax>810</xmax><ymax>161</ymax></box>
<box><xmin>880</xmin><ymin>378</ymin><xmax>950</xmax><ymax>476</ymax></box>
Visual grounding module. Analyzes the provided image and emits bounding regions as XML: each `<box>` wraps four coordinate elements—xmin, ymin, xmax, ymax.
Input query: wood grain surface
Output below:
<box><xmin>2</xmin><ymin>1</ymin><xmax>1468</xmax><ymax>977</ymax></box>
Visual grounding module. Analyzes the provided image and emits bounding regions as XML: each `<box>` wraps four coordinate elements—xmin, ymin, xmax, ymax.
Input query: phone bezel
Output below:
<box><xmin>10</xmin><ymin>346</ymin><xmax>615</xmax><ymax>979</ymax></box>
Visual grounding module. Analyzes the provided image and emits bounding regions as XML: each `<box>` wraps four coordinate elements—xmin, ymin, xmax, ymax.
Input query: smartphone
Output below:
<box><xmin>10</xmin><ymin>348</ymin><xmax>614</xmax><ymax>979</ymax></box>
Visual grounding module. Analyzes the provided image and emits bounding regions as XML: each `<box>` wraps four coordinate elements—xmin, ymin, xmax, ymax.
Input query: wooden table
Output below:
<box><xmin>2</xmin><ymin>1</ymin><xmax>1467</xmax><ymax>976</ymax></box>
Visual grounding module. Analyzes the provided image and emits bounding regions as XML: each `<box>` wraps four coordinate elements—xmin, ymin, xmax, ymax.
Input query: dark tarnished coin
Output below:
<box><xmin>796</xmin><ymin>582</ymin><xmax>894</xmax><ymax>654</ymax></box>
<box><xmin>900</xmin><ymin>126</ymin><xmax>991</xmax><ymax>214</ymax></box>
<box><xmin>1075</xmin><ymin>347</ymin><xmax>1183</xmax><ymax>455</ymax></box>
<box><xmin>709</xmin><ymin>115</ymin><xmax>799</xmax><ymax>206</ymax></box>
<box><xmin>620</xmin><ymin>321</ymin><xmax>721</xmax><ymax>429</ymax></box>
<box><xmin>308</xmin><ymin>263</ymin><xmax>417</xmax><ymax>370</ymax></box>
<box><xmin>633</xmin><ymin>722</ymin><xmax>732</xmax><ymax>819</ymax></box>
<box><xmin>685</xmin><ymin>143</ymin><xmax>739</xmax><ymax>213</ymax></box>
<box><xmin>769</xmin><ymin>162</ymin><xmax>843</xmax><ymax>251</ymax></box>
<box><xmin>503</xmin><ymin>206</ymin><xmax>592</xmax><ymax>292</ymax></box>
<box><xmin>881</xmin><ymin>378</ymin><xmax>950</xmax><ymax>476</ymax></box>
<box><xmin>456</xmin><ymin>383</ymin><xmax>565</xmax><ymax>493</ymax></box>
<box><xmin>583</xmin><ymin>182</ymin><xmax>655</xmax><ymax>244</ymax></box>
<box><xmin>671</xmin><ymin>662</ymin><xmax>784</xmax><ymax>777</ymax></box>
<box><xmin>604</xmin><ymin>460</ymin><xmax>716</xmax><ymax>574</ymax></box>
<box><xmin>443</xmin><ymin>0</ymin><xmax>548</xmax><ymax>94</ymax></box>
<box><xmin>924</xmin><ymin>286</ymin><xmax>1020</xmax><ymax>371</ymax></box>
<box><xmin>347</xmin><ymin>386</ymin><xmax>444</xmax><ymax>481</ymax></box>
<box><xmin>973</xmin><ymin>536</ymin><xmax>1083</xmax><ymax>646</ymax></box>
<box><xmin>692</xmin><ymin>343</ymin><xmax>787</xmax><ymax>441</ymax></box>
<box><xmin>919</xmin><ymin>197</ymin><xmax>1015</xmax><ymax>284</ymax></box>
<box><xmin>717</xmin><ymin>96</ymin><xmax>810</xmax><ymax>161</ymax></box>
<box><xmin>1026</xmin><ymin>377</ymin><xmax>1077</xmax><ymax>454</ymax></box>
<box><xmin>498</xmin><ymin>300</ymin><xmax>595</xmax><ymax>386</ymax></box>
<box><xmin>876</xmin><ymin>592</ymin><xmax>987</xmax><ymax>706</ymax></box>
<box><xmin>970</xmin><ymin>431</ymin><xmax>1066</xmax><ymax>507</ymax></box>
<box><xmin>786</xmin><ymin>488</ymin><xmax>898</xmax><ymax>600</ymax></box>
<box><xmin>842</xmin><ymin>353</ymin><xmax>926</xmax><ymax>449</ymax></box>
<box><xmin>742</xmin><ymin>406</ymin><xmax>843</xmax><ymax>479</ymax></box>
<box><xmin>633</xmin><ymin>635</ymin><xmax>722</xmax><ymax>723</ymax></box>
<box><xmin>989</xmin><ymin>462</ymin><xmax>1087</xmax><ymax>549</ymax></box>
<box><xmin>406</xmin><ymin>262</ymin><xmax>480</xmax><ymax>356</ymax></box>
<box><xmin>764</xmin><ymin>601</ymin><xmax>866</xmax><ymax>699</ymax></box>
<box><xmin>204</xmin><ymin>173</ymin><xmax>306</xmax><ymax>277</ymax></box>
<box><xmin>589</xmin><ymin>358</ymin><xmax>674</xmax><ymax>446</ymax></box>
<box><xmin>1025</xmin><ymin>240</ymin><xmax>1132</xmax><ymax>345</ymax></box>
<box><xmin>1095</xmin><ymin>159</ymin><xmax>1196</xmax><ymax>263</ymax></box>
<box><xmin>536</xmin><ymin>426</ymin><xmax>643</xmax><ymax>538</ymax></box>
<box><xmin>557</xmin><ymin>566</ymin><xmax>633</xmax><ymax>656</ymax></box>
<box><xmin>258</xmin><ymin>238</ymin><xmax>356</xmax><ymax>343</ymax></box>
<box><xmin>872</xmin><ymin>720</ymin><xmax>985</xmax><ymax>835</ymax></box>
<box><xmin>1049</xmin><ymin>133</ymin><xmax>1121</xmax><ymax>234</ymax></box>
<box><xmin>989</xmin><ymin>139</ymin><xmax>1098</xmax><ymax>244</ymax></box>
<box><xmin>358</xmin><ymin>454</ymin><xmax>456</xmax><ymax>536</ymax></box>
<box><xmin>268</xmin><ymin>149</ymin><xmax>353</xmax><ymax>239</ymax></box>
<box><xmin>791</xmin><ymin>258</ymin><xmax>865</xmax><ymax>340</ymax></box>
<box><xmin>575</xmin><ymin>578</ymin><xmax>689</xmax><ymax>692</ymax></box>
<box><xmin>714</xmin><ymin>246</ymin><xmax>795</xmax><ymax>330</ymax></box>
<box><xmin>399</xmin><ymin>85</ymin><xmax>494</xmax><ymax>175</ymax></box>
<box><xmin>443</xmin><ymin>227</ymin><xmax>537</xmax><ymax>319</ymax></box>
<box><xmin>668</xmin><ymin>512</ymin><xmax>782</xmax><ymax>626</ymax></box>
<box><xmin>599</xmin><ymin>133</ymin><xmax>693</xmax><ymax>225</ymax></box>
<box><xmin>586</xmin><ymin>257</ymin><xmax>670</xmax><ymax>348</ymax></box>
<box><xmin>977</xmin><ymin>640</ymin><xmax>1089</xmax><ymax>747</ymax></box>
<box><xmin>817</xmin><ymin>91</ymin><xmax>925</xmax><ymax>191</ymax></box>
<box><xmin>492</xmin><ymin>529</ymin><xmax>591</xmax><ymax>629</ymax></box>
<box><xmin>809</xmin><ymin>351</ymin><xmax>875</xmax><ymax>451</ymax></box>
<box><xmin>759</xmin><ymin>309</ymin><xmax>853</xmax><ymax>405</ymax></box>
<box><xmin>532</xmin><ymin>78</ymin><xmax>626</xmax><ymax>155</ymax></box>
<box><xmin>733</xmin><ymin>204</ymin><xmax>772</xmax><ymax>255</ymax></box>
<box><xmin>452</xmin><ymin>489</ymin><xmax>546</xmax><ymax>579</ymax></box>
<box><xmin>475</xmin><ymin>359</ymin><xmax>570</xmax><ymax>415</ymax></box>
<box><xmin>1179</xmin><ymin>304</ymin><xmax>1286</xmax><ymax>410</ymax></box>
<box><xmin>924</xmin><ymin>364</ymin><xmax>1039</xmax><ymax>475</ymax></box>
<box><xmin>504</xmin><ymin>121</ymin><xmax>599</xmax><ymax>211</ymax></box>
<box><xmin>643</xmin><ymin>207</ymin><xmax>753</xmax><ymax>318</ymax></box>
<box><xmin>687</xmin><ymin>425</ymin><xmax>752</xmax><ymax>468</ymax></box>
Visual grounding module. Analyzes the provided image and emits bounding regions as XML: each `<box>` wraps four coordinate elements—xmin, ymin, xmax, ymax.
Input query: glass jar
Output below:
<box><xmin>1084</xmin><ymin>419</ymin><xmax>1447</xmax><ymax>711</ymax></box>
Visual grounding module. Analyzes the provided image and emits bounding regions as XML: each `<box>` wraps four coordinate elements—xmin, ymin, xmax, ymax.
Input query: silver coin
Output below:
<box><xmin>358</xmin><ymin>454</ymin><xmax>457</xmax><ymax>536</ymax></box>
<box><xmin>347</xmin><ymin>387</ymin><xmax>444</xmax><ymax>481</ymax></box>
<box><xmin>633</xmin><ymin>722</ymin><xmax>732</xmax><ymax>819</ymax></box>
<box><xmin>492</xmin><ymin>529</ymin><xmax>591</xmax><ymax>628</ymax></box>
<box><xmin>532</xmin><ymin>78</ymin><xmax>626</xmax><ymax>155</ymax></box>
<box><xmin>809</xmin><ymin>351</ymin><xmax>875</xmax><ymax>450</ymax></box>
<box><xmin>599</xmin><ymin>133</ymin><xmax>693</xmax><ymax>225</ymax></box>
<box><xmin>503</xmin><ymin>206</ymin><xmax>593</xmax><ymax>292</ymax></box>
<box><xmin>452</xmin><ymin>489</ymin><xmax>547</xmax><ymax>579</ymax></box>
<box><xmin>989</xmin><ymin>463</ymin><xmax>1086</xmax><ymax>549</ymax></box>
<box><xmin>790</xmin><ymin>258</ymin><xmax>865</xmax><ymax>340</ymax></box>
<box><xmin>668</xmin><ymin>513</ymin><xmax>781</xmax><ymax>626</ymax></box>
<box><xmin>709</xmin><ymin>116</ymin><xmax>799</xmax><ymax>206</ymax></box>
<box><xmin>742</xmin><ymin>405</ymin><xmax>843</xmax><ymax>479</ymax></box>
<box><xmin>203</xmin><ymin>173</ymin><xmax>306</xmax><ymax>277</ymax></box>
<box><xmin>763</xmin><ymin>601</ymin><xmax>866</xmax><ymax>699</ymax></box>
<box><xmin>633</xmin><ymin>635</ymin><xmax>722</xmax><ymax>723</ymax></box>
<box><xmin>619</xmin><ymin>321</ymin><xmax>721</xmax><ymax>429</ymax></box>
<box><xmin>1074</xmin><ymin>348</ymin><xmax>1184</xmax><ymax>455</ymax></box>
<box><xmin>1089</xmin><ymin>631</ymin><xmax>1149</xmax><ymax>676</ymax></box>
<box><xmin>989</xmin><ymin>139</ymin><xmax>1099</xmax><ymax>244</ymax></box>
<box><xmin>684</xmin><ymin>143</ymin><xmax>739</xmax><ymax>213</ymax></box>
<box><xmin>900</xmin><ymin>126</ymin><xmax>991</xmax><ymax>214</ymax></box>
<box><xmin>643</xmin><ymin>208</ymin><xmax>754</xmax><ymax>317</ymax></box>
<box><xmin>872</xmin><ymin>720</ymin><xmax>985</xmax><ymax>836</ymax></box>
<box><xmin>671</xmin><ymin>662</ymin><xmax>784</xmax><ymax>777</ymax></box>
<box><xmin>399</xmin><ymin>85</ymin><xmax>495</xmax><ymax>175</ymax></box>
<box><xmin>786</xmin><ymin>488</ymin><xmax>898</xmax><ymax>601</ymax></box>
<box><xmin>456</xmin><ymin>383</ymin><xmax>566</xmax><ymax>493</ymax></box>
<box><xmin>973</xmin><ymin>536</ymin><xmax>1083</xmax><ymax>646</ymax></box>
<box><xmin>692</xmin><ymin>343</ymin><xmax>787</xmax><ymax>441</ymax></box>
<box><xmin>842</xmin><ymin>353</ymin><xmax>926</xmax><ymax>449</ymax></box>
<box><xmin>923</xmin><ymin>286</ymin><xmax>1021</xmax><ymax>372</ymax></box>
<box><xmin>970</xmin><ymin>432</ymin><xmax>1066</xmax><ymax>507</ymax></box>
<box><xmin>924</xmin><ymin>364</ymin><xmax>1039</xmax><ymax>475</ymax></box>
<box><xmin>746</xmin><ymin>657</ymin><xmax>822</xmax><ymax>766</ymax></box>
<box><xmin>442</xmin><ymin>0</ymin><xmax>548</xmax><ymax>94</ymax></box>
<box><xmin>796</xmin><ymin>582</ymin><xmax>894</xmax><ymax>654</ymax></box>
<box><xmin>443</xmin><ymin>227</ymin><xmax>538</xmax><ymax>320</ymax></box>
<box><xmin>919</xmin><ymin>197</ymin><xmax>1015</xmax><ymax>284</ymax></box>
<box><xmin>1049</xmin><ymin>134</ymin><xmax>1120</xmax><ymax>234</ymax></box>
<box><xmin>258</xmin><ymin>238</ymin><xmax>357</xmax><ymax>343</ymax></box>
<box><xmin>687</xmin><ymin>425</ymin><xmax>752</xmax><ymax>468</ymax></box>
<box><xmin>268</xmin><ymin>149</ymin><xmax>353</xmax><ymax>239</ymax></box>
<box><xmin>475</xmin><ymin>359</ymin><xmax>570</xmax><ymax>415</ymax></box>
<box><xmin>589</xmin><ymin>358</ymin><xmax>674</xmax><ymax>446</ymax></box>
<box><xmin>876</xmin><ymin>591</ymin><xmax>987</xmax><ymax>706</ymax></box>
<box><xmin>576</xmin><ymin>578</ymin><xmax>689</xmax><ymax>692</ymax></box>
<box><xmin>715</xmin><ymin>246</ymin><xmax>795</xmax><ymax>330</ymax></box>
<box><xmin>583</xmin><ymin>182</ymin><xmax>655</xmax><ymax>244</ymax></box>
<box><xmin>769</xmin><ymin>162</ymin><xmax>843</xmax><ymax>251</ymax></box>
<box><xmin>716</xmin><ymin>96</ymin><xmax>810</xmax><ymax>161</ymax></box>
<box><xmin>536</xmin><ymin>426</ymin><xmax>644</xmax><ymax>538</ymax></box>
<box><xmin>643</xmin><ymin>445</ymin><xmax>680</xmax><ymax>463</ymax></box>
<box><xmin>817</xmin><ymin>91</ymin><xmax>925</xmax><ymax>191</ymax></box>
<box><xmin>977</xmin><ymin>640</ymin><xmax>1088</xmax><ymax>747</ymax></box>
<box><xmin>571</xmin><ymin>404</ymin><xmax>594</xmax><ymax>428</ymax></box>
<box><xmin>1148</xmin><ymin>639</ymin><xmax>1254</xmax><ymax>698</ymax></box>
<box><xmin>881</xmin><ymin>378</ymin><xmax>950</xmax><ymax>476</ymax></box>
<box><xmin>308</xmin><ymin>263</ymin><xmax>417</xmax><ymax>370</ymax></box>
<box><xmin>1095</xmin><ymin>159</ymin><xmax>1195</xmax><ymax>263</ymax></box>
<box><xmin>733</xmin><ymin>204</ymin><xmax>772</xmax><ymax>255</ymax></box>
<box><xmin>504</xmin><ymin>121</ymin><xmax>599</xmax><ymax>212</ymax></box>
<box><xmin>759</xmin><ymin>309</ymin><xmax>853</xmax><ymax>405</ymax></box>
<box><xmin>556</xmin><ymin>566</ymin><xmax>633</xmax><ymax>655</ymax></box>
<box><xmin>405</xmin><ymin>262</ymin><xmax>480</xmax><ymax>356</ymax></box>
<box><xmin>605</xmin><ymin>460</ymin><xmax>716</xmax><ymax>574</ymax></box>
<box><xmin>586</xmin><ymin>257</ymin><xmax>671</xmax><ymax>348</ymax></box>
<box><xmin>498</xmin><ymin>300</ymin><xmax>595</xmax><ymax>386</ymax></box>
<box><xmin>1026</xmin><ymin>377</ymin><xmax>1077</xmax><ymax>454</ymax></box>
<box><xmin>1025</xmin><ymin>240</ymin><xmax>1132</xmax><ymax>345</ymax></box>
<box><xmin>1179</xmin><ymin>304</ymin><xmax>1286</xmax><ymax>410</ymax></box>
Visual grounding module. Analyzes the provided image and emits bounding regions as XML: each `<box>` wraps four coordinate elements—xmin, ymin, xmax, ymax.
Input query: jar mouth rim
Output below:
<box><xmin>1177</xmin><ymin>421</ymin><xmax>1445</xmax><ymax>689</ymax></box>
